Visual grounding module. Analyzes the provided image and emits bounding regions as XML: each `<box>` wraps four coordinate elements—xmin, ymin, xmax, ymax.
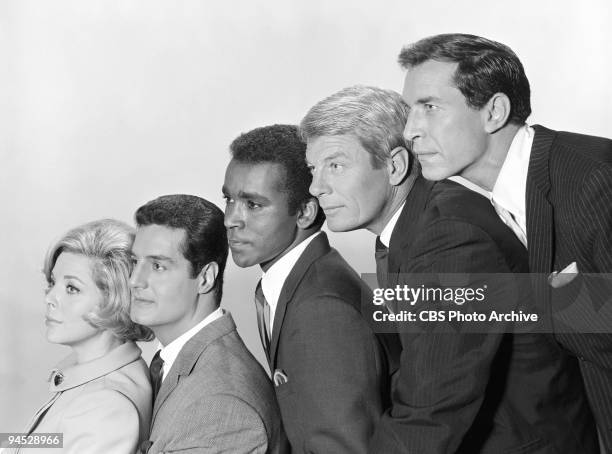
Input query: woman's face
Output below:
<box><xmin>45</xmin><ymin>252</ymin><xmax>104</xmax><ymax>347</ymax></box>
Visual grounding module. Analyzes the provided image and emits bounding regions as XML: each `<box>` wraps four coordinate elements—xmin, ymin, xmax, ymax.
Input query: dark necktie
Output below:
<box><xmin>149</xmin><ymin>349</ymin><xmax>164</xmax><ymax>404</ymax></box>
<box><xmin>254</xmin><ymin>279</ymin><xmax>271</xmax><ymax>363</ymax></box>
<box><xmin>375</xmin><ymin>236</ymin><xmax>389</xmax><ymax>288</ymax></box>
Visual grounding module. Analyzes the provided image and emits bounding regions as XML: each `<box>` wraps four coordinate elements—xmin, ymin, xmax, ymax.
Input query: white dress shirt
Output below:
<box><xmin>379</xmin><ymin>202</ymin><xmax>406</xmax><ymax>248</ymax></box>
<box><xmin>158</xmin><ymin>307</ymin><xmax>224</xmax><ymax>380</ymax></box>
<box><xmin>491</xmin><ymin>124</ymin><xmax>534</xmax><ymax>246</ymax></box>
<box><xmin>261</xmin><ymin>231</ymin><xmax>322</xmax><ymax>333</ymax></box>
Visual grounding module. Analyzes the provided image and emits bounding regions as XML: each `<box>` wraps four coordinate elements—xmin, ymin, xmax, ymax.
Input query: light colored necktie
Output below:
<box><xmin>254</xmin><ymin>280</ymin><xmax>271</xmax><ymax>361</ymax></box>
<box><xmin>491</xmin><ymin>198</ymin><xmax>528</xmax><ymax>248</ymax></box>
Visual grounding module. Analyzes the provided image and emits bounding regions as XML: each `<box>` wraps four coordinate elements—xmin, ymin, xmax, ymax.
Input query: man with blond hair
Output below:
<box><xmin>301</xmin><ymin>85</ymin><xmax>597</xmax><ymax>453</ymax></box>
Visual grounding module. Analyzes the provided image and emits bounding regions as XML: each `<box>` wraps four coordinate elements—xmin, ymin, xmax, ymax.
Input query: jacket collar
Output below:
<box><xmin>526</xmin><ymin>124</ymin><xmax>555</xmax><ymax>274</ymax></box>
<box><xmin>152</xmin><ymin>312</ymin><xmax>237</xmax><ymax>421</ymax></box>
<box><xmin>387</xmin><ymin>175</ymin><xmax>435</xmax><ymax>277</ymax></box>
<box><xmin>268</xmin><ymin>231</ymin><xmax>331</xmax><ymax>369</ymax></box>
<box><xmin>49</xmin><ymin>341</ymin><xmax>141</xmax><ymax>392</ymax></box>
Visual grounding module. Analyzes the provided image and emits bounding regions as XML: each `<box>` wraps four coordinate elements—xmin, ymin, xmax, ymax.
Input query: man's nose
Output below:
<box><xmin>403</xmin><ymin>110</ymin><xmax>423</xmax><ymax>144</ymax></box>
<box><xmin>224</xmin><ymin>202</ymin><xmax>245</xmax><ymax>229</ymax></box>
<box><xmin>309</xmin><ymin>168</ymin><xmax>331</xmax><ymax>198</ymax></box>
<box><xmin>129</xmin><ymin>262</ymin><xmax>147</xmax><ymax>289</ymax></box>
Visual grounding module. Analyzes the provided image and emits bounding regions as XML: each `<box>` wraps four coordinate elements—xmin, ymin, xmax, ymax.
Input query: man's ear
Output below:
<box><xmin>197</xmin><ymin>262</ymin><xmax>219</xmax><ymax>295</ymax></box>
<box><xmin>296</xmin><ymin>197</ymin><xmax>319</xmax><ymax>230</ymax></box>
<box><xmin>387</xmin><ymin>146</ymin><xmax>411</xmax><ymax>186</ymax></box>
<box><xmin>483</xmin><ymin>93</ymin><xmax>512</xmax><ymax>133</ymax></box>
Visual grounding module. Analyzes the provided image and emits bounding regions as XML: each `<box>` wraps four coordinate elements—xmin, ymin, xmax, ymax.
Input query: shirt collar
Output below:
<box><xmin>491</xmin><ymin>124</ymin><xmax>534</xmax><ymax>226</ymax></box>
<box><xmin>261</xmin><ymin>231</ymin><xmax>321</xmax><ymax>330</ymax></box>
<box><xmin>49</xmin><ymin>341</ymin><xmax>141</xmax><ymax>392</ymax></box>
<box><xmin>159</xmin><ymin>307</ymin><xmax>224</xmax><ymax>380</ymax></box>
<box><xmin>379</xmin><ymin>202</ymin><xmax>405</xmax><ymax>248</ymax></box>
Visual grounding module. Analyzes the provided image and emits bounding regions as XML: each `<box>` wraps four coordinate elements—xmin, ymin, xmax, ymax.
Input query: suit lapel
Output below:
<box><xmin>526</xmin><ymin>125</ymin><xmax>556</xmax><ymax>274</ymax></box>
<box><xmin>151</xmin><ymin>313</ymin><xmax>236</xmax><ymax>426</ymax></box>
<box><xmin>268</xmin><ymin>232</ymin><xmax>331</xmax><ymax>370</ymax></box>
<box><xmin>387</xmin><ymin>176</ymin><xmax>435</xmax><ymax>283</ymax></box>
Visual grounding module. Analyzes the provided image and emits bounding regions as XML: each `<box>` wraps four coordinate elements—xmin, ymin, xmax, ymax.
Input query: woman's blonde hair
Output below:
<box><xmin>44</xmin><ymin>219</ymin><xmax>154</xmax><ymax>342</ymax></box>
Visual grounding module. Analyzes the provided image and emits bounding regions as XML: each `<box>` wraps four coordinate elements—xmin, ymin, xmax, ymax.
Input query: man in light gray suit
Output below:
<box><xmin>129</xmin><ymin>194</ymin><xmax>286</xmax><ymax>454</ymax></box>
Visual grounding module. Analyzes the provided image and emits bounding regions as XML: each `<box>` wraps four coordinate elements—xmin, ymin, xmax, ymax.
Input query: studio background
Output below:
<box><xmin>1</xmin><ymin>0</ymin><xmax>610</xmax><ymax>431</ymax></box>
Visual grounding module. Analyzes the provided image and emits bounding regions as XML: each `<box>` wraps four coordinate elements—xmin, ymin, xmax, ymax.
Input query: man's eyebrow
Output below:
<box><xmin>236</xmin><ymin>190</ymin><xmax>270</xmax><ymax>203</ymax></box>
<box><xmin>148</xmin><ymin>255</ymin><xmax>174</xmax><ymax>262</ymax></box>
<box><xmin>415</xmin><ymin>96</ymin><xmax>441</xmax><ymax>104</ymax></box>
<box><xmin>131</xmin><ymin>254</ymin><xmax>175</xmax><ymax>263</ymax></box>
<box><xmin>321</xmin><ymin>151</ymin><xmax>350</xmax><ymax>162</ymax></box>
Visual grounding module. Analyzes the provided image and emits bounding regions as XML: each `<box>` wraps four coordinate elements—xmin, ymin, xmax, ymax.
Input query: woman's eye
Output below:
<box><xmin>66</xmin><ymin>284</ymin><xmax>80</xmax><ymax>294</ymax></box>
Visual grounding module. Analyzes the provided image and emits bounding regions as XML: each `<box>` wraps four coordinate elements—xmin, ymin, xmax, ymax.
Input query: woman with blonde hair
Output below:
<box><xmin>14</xmin><ymin>219</ymin><xmax>153</xmax><ymax>454</ymax></box>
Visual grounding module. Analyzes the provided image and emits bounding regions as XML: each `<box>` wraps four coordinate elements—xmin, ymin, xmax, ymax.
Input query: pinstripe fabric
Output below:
<box><xmin>369</xmin><ymin>177</ymin><xmax>598</xmax><ymax>454</ymax></box>
<box><xmin>527</xmin><ymin>124</ymin><xmax>612</xmax><ymax>451</ymax></box>
<box><xmin>145</xmin><ymin>312</ymin><xmax>288</xmax><ymax>454</ymax></box>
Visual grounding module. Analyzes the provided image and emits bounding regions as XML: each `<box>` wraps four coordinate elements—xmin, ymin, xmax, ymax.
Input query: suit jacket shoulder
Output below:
<box><xmin>390</xmin><ymin>177</ymin><xmax>528</xmax><ymax>275</ymax></box>
<box><xmin>535</xmin><ymin>124</ymin><xmax>612</xmax><ymax>166</ymax></box>
<box><xmin>19</xmin><ymin>342</ymin><xmax>151</xmax><ymax>454</ymax></box>
<box><xmin>148</xmin><ymin>312</ymin><xmax>285</xmax><ymax>454</ymax></box>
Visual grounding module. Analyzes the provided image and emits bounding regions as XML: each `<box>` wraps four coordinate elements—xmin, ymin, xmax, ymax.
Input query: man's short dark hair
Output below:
<box><xmin>399</xmin><ymin>33</ymin><xmax>531</xmax><ymax>124</ymax></box>
<box><xmin>229</xmin><ymin>124</ymin><xmax>325</xmax><ymax>229</ymax></box>
<box><xmin>135</xmin><ymin>194</ymin><xmax>228</xmax><ymax>304</ymax></box>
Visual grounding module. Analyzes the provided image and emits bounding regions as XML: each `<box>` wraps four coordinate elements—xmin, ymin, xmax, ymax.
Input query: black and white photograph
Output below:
<box><xmin>1</xmin><ymin>0</ymin><xmax>611</xmax><ymax>452</ymax></box>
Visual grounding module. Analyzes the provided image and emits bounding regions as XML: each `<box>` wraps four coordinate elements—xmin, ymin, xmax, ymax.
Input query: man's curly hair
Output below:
<box><xmin>229</xmin><ymin>124</ymin><xmax>325</xmax><ymax>228</ymax></box>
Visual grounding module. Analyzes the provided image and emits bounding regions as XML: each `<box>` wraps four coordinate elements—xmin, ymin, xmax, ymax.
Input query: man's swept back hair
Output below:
<box><xmin>399</xmin><ymin>33</ymin><xmax>531</xmax><ymax>124</ymax></box>
<box><xmin>299</xmin><ymin>85</ymin><xmax>411</xmax><ymax>169</ymax></box>
<box><xmin>229</xmin><ymin>124</ymin><xmax>325</xmax><ymax>229</ymax></box>
<box><xmin>135</xmin><ymin>194</ymin><xmax>228</xmax><ymax>304</ymax></box>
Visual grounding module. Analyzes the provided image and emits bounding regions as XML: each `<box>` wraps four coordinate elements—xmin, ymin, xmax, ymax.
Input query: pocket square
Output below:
<box><xmin>548</xmin><ymin>262</ymin><xmax>579</xmax><ymax>288</ymax></box>
<box><xmin>273</xmin><ymin>369</ymin><xmax>288</xmax><ymax>386</ymax></box>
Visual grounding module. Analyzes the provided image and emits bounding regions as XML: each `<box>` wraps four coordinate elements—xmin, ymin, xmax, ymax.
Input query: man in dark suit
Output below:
<box><xmin>301</xmin><ymin>85</ymin><xmax>599</xmax><ymax>453</ymax></box>
<box><xmin>399</xmin><ymin>33</ymin><xmax>612</xmax><ymax>451</ymax></box>
<box><xmin>222</xmin><ymin>125</ymin><xmax>399</xmax><ymax>453</ymax></box>
<box><xmin>129</xmin><ymin>194</ymin><xmax>285</xmax><ymax>454</ymax></box>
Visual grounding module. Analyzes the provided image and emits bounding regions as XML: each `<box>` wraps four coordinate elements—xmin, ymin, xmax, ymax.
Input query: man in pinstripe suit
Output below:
<box><xmin>400</xmin><ymin>33</ymin><xmax>612</xmax><ymax>451</ymax></box>
<box><xmin>303</xmin><ymin>85</ymin><xmax>598</xmax><ymax>453</ymax></box>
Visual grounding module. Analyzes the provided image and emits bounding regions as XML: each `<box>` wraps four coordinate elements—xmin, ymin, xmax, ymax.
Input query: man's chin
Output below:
<box><xmin>420</xmin><ymin>167</ymin><xmax>449</xmax><ymax>181</ymax></box>
<box><xmin>230</xmin><ymin>251</ymin><xmax>256</xmax><ymax>269</ymax></box>
<box><xmin>326</xmin><ymin>218</ymin><xmax>358</xmax><ymax>233</ymax></box>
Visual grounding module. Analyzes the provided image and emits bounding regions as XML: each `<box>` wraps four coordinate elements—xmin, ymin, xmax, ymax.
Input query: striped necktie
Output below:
<box><xmin>254</xmin><ymin>280</ymin><xmax>271</xmax><ymax>362</ymax></box>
